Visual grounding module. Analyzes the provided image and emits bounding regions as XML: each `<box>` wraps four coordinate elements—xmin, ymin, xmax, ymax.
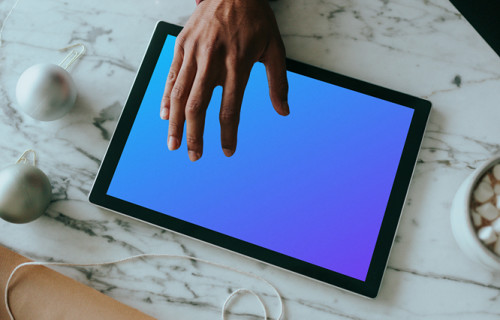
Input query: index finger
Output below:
<box><xmin>160</xmin><ymin>36</ymin><xmax>186</xmax><ymax>120</ymax></box>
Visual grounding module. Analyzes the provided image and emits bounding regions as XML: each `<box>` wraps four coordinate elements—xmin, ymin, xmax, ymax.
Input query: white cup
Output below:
<box><xmin>450</xmin><ymin>155</ymin><xmax>500</xmax><ymax>271</ymax></box>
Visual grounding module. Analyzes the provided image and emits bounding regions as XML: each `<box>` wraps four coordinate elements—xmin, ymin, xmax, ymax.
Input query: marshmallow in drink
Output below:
<box><xmin>492</xmin><ymin>217</ymin><xmax>500</xmax><ymax>234</ymax></box>
<box><xmin>473</xmin><ymin>182</ymin><xmax>494</xmax><ymax>203</ymax></box>
<box><xmin>478</xmin><ymin>226</ymin><xmax>497</xmax><ymax>245</ymax></box>
<box><xmin>493</xmin><ymin>164</ymin><xmax>500</xmax><ymax>180</ymax></box>
<box><xmin>476</xmin><ymin>202</ymin><xmax>499</xmax><ymax>221</ymax></box>
<box><xmin>494</xmin><ymin>184</ymin><xmax>500</xmax><ymax>195</ymax></box>
<box><xmin>481</xmin><ymin>174</ymin><xmax>491</xmax><ymax>185</ymax></box>
<box><xmin>471</xmin><ymin>211</ymin><xmax>482</xmax><ymax>227</ymax></box>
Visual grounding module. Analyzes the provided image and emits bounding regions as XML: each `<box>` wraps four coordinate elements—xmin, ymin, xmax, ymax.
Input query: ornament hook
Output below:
<box><xmin>16</xmin><ymin>149</ymin><xmax>37</xmax><ymax>166</ymax></box>
<box><xmin>59</xmin><ymin>43</ymin><xmax>86</xmax><ymax>70</ymax></box>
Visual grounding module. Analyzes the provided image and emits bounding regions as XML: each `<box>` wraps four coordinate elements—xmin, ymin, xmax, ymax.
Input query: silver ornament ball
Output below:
<box><xmin>0</xmin><ymin>163</ymin><xmax>52</xmax><ymax>224</ymax></box>
<box><xmin>16</xmin><ymin>63</ymin><xmax>77</xmax><ymax>121</ymax></box>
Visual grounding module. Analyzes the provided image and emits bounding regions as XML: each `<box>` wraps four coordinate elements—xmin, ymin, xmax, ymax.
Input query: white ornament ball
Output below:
<box><xmin>0</xmin><ymin>163</ymin><xmax>52</xmax><ymax>224</ymax></box>
<box><xmin>16</xmin><ymin>63</ymin><xmax>77</xmax><ymax>121</ymax></box>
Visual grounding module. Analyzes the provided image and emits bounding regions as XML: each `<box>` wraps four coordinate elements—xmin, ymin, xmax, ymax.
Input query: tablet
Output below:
<box><xmin>89</xmin><ymin>21</ymin><xmax>431</xmax><ymax>298</ymax></box>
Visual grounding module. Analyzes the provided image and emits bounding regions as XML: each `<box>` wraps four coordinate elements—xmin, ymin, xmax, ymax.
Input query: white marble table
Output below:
<box><xmin>1</xmin><ymin>0</ymin><xmax>500</xmax><ymax>319</ymax></box>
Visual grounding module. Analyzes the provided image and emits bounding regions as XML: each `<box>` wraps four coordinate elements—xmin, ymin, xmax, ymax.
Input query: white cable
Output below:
<box><xmin>0</xmin><ymin>0</ymin><xmax>22</xmax><ymax>46</ymax></box>
<box><xmin>4</xmin><ymin>253</ymin><xmax>284</xmax><ymax>320</ymax></box>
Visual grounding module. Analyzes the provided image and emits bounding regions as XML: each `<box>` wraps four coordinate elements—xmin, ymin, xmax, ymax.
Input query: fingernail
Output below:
<box><xmin>188</xmin><ymin>150</ymin><xmax>201</xmax><ymax>162</ymax></box>
<box><xmin>223</xmin><ymin>148</ymin><xmax>234</xmax><ymax>157</ymax></box>
<box><xmin>168</xmin><ymin>136</ymin><xmax>179</xmax><ymax>150</ymax></box>
<box><xmin>283</xmin><ymin>101</ymin><xmax>290</xmax><ymax>115</ymax></box>
<box><xmin>160</xmin><ymin>108</ymin><xmax>169</xmax><ymax>119</ymax></box>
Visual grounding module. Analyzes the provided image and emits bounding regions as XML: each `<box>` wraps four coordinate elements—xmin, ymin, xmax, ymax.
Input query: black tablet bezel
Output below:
<box><xmin>89</xmin><ymin>21</ymin><xmax>431</xmax><ymax>298</ymax></box>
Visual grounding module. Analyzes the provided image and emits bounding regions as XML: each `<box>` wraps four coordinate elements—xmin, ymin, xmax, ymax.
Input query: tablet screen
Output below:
<box><xmin>106</xmin><ymin>34</ymin><xmax>414</xmax><ymax>282</ymax></box>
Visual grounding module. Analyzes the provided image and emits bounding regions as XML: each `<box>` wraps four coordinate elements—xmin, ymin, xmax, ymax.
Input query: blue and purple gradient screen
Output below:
<box><xmin>107</xmin><ymin>35</ymin><xmax>414</xmax><ymax>281</ymax></box>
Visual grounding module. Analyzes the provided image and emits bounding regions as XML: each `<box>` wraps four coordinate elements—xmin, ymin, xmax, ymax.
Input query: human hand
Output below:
<box><xmin>160</xmin><ymin>0</ymin><xmax>289</xmax><ymax>161</ymax></box>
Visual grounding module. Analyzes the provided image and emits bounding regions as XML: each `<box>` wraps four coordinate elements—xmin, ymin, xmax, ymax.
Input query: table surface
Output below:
<box><xmin>1</xmin><ymin>0</ymin><xmax>500</xmax><ymax>319</ymax></box>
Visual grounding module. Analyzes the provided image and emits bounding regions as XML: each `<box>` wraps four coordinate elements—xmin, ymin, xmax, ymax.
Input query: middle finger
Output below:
<box><xmin>167</xmin><ymin>56</ymin><xmax>197</xmax><ymax>151</ymax></box>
